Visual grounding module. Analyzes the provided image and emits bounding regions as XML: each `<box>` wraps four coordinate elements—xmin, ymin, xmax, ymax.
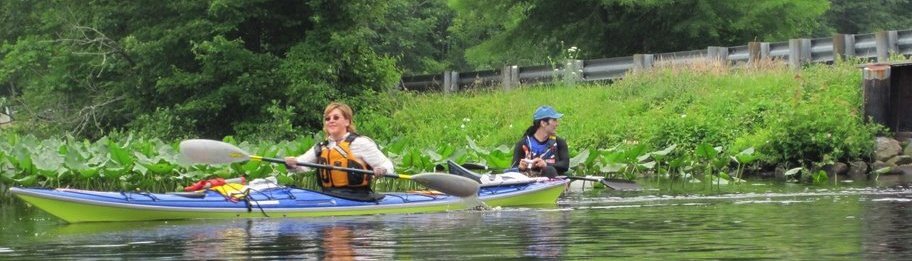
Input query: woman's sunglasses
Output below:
<box><xmin>324</xmin><ymin>115</ymin><xmax>343</xmax><ymax>122</ymax></box>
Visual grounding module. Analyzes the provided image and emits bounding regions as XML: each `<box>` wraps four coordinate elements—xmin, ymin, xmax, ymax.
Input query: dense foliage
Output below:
<box><xmin>0</xmin><ymin>0</ymin><xmax>401</xmax><ymax>140</ymax></box>
<box><xmin>2</xmin><ymin>1</ymin><xmax>911</xmax><ymax>140</ymax></box>
<box><xmin>359</xmin><ymin>61</ymin><xmax>884</xmax><ymax>171</ymax></box>
<box><xmin>451</xmin><ymin>0</ymin><xmax>830</xmax><ymax>68</ymax></box>
<box><xmin>0</xmin><ymin>61</ymin><xmax>888</xmax><ymax>195</ymax></box>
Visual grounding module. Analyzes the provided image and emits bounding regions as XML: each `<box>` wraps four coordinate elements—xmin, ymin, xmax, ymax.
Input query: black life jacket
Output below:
<box><xmin>522</xmin><ymin>135</ymin><xmax>558</xmax><ymax>164</ymax></box>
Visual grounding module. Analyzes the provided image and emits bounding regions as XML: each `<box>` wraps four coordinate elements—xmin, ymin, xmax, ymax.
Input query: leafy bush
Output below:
<box><xmin>360</xmin><ymin>61</ymin><xmax>881</xmax><ymax>172</ymax></box>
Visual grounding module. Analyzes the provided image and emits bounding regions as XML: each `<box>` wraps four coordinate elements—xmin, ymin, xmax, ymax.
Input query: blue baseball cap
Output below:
<box><xmin>533</xmin><ymin>106</ymin><xmax>563</xmax><ymax>120</ymax></box>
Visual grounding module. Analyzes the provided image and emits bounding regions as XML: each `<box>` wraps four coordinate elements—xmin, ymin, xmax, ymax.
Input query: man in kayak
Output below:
<box><xmin>284</xmin><ymin>102</ymin><xmax>394</xmax><ymax>201</ymax></box>
<box><xmin>510</xmin><ymin>105</ymin><xmax>569</xmax><ymax>178</ymax></box>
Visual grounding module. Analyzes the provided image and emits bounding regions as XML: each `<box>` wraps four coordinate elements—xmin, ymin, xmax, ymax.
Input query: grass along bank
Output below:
<box><xmin>360</xmin><ymin>60</ymin><xmax>884</xmax><ymax>181</ymax></box>
<box><xmin>0</xmin><ymin>61</ymin><xmax>886</xmax><ymax>196</ymax></box>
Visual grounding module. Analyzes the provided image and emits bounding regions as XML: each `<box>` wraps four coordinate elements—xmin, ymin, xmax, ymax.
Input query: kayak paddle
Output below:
<box><xmin>179</xmin><ymin>139</ymin><xmax>479</xmax><ymax>197</ymax></box>
<box><xmin>454</xmin><ymin>161</ymin><xmax>641</xmax><ymax>191</ymax></box>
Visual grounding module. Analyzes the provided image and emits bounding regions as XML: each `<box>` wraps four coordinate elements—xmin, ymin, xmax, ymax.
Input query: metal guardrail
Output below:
<box><xmin>402</xmin><ymin>29</ymin><xmax>912</xmax><ymax>92</ymax></box>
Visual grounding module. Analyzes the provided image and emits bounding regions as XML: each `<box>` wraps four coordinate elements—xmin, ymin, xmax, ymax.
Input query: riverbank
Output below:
<box><xmin>0</xmin><ymin>60</ymin><xmax>891</xmax><ymax>195</ymax></box>
<box><xmin>867</xmin><ymin>136</ymin><xmax>912</xmax><ymax>182</ymax></box>
<box><xmin>360</xmin><ymin>60</ymin><xmax>884</xmax><ymax>182</ymax></box>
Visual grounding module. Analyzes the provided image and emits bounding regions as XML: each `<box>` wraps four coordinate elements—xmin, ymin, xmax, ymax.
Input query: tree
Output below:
<box><xmin>0</xmin><ymin>0</ymin><xmax>401</xmax><ymax>140</ymax></box>
<box><xmin>819</xmin><ymin>0</ymin><xmax>912</xmax><ymax>35</ymax></box>
<box><xmin>450</xmin><ymin>0</ymin><xmax>829</xmax><ymax>69</ymax></box>
<box><xmin>370</xmin><ymin>0</ymin><xmax>455</xmax><ymax>75</ymax></box>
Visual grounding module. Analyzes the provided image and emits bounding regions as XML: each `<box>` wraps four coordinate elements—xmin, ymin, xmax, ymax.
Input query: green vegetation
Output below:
<box><xmin>0</xmin><ymin>133</ymin><xmax>433</xmax><ymax>197</ymax></box>
<box><xmin>0</xmin><ymin>1</ymin><xmax>903</xmax><ymax>196</ymax></box>
<box><xmin>452</xmin><ymin>0</ymin><xmax>829</xmax><ymax>68</ymax></box>
<box><xmin>3</xmin><ymin>1</ymin><xmax>911</xmax><ymax>140</ymax></box>
<box><xmin>0</xmin><ymin>61</ymin><xmax>883</xmax><ymax>198</ymax></box>
<box><xmin>360</xmin><ymin>61</ymin><xmax>884</xmax><ymax>179</ymax></box>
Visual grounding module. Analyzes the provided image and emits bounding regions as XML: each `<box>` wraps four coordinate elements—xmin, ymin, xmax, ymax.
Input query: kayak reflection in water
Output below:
<box><xmin>510</xmin><ymin>105</ymin><xmax>570</xmax><ymax>178</ymax></box>
<box><xmin>285</xmin><ymin>102</ymin><xmax>395</xmax><ymax>202</ymax></box>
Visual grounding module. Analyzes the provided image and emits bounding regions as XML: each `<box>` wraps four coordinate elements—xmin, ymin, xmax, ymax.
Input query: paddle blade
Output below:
<box><xmin>411</xmin><ymin>173</ymin><xmax>480</xmax><ymax>197</ymax></box>
<box><xmin>179</xmin><ymin>139</ymin><xmax>251</xmax><ymax>164</ymax></box>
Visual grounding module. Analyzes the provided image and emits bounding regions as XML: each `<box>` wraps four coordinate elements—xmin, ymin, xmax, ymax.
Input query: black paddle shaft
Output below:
<box><xmin>259</xmin><ymin>157</ymin><xmax>376</xmax><ymax>175</ymax></box>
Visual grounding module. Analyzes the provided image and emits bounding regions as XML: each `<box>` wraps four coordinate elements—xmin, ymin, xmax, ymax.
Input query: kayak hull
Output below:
<box><xmin>11</xmin><ymin>179</ymin><xmax>569</xmax><ymax>223</ymax></box>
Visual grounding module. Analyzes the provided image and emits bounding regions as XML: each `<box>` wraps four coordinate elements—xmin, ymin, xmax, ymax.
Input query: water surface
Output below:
<box><xmin>3</xmin><ymin>185</ymin><xmax>912</xmax><ymax>260</ymax></box>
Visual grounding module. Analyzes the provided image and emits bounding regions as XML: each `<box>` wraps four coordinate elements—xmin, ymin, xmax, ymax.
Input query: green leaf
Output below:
<box><xmin>636</xmin><ymin>153</ymin><xmax>651</xmax><ymax>163</ymax></box>
<box><xmin>569</xmin><ymin>148</ymin><xmax>590</xmax><ymax>169</ymax></box>
<box><xmin>638</xmin><ymin>161</ymin><xmax>656</xmax><ymax>170</ymax></box>
<box><xmin>12</xmin><ymin>146</ymin><xmax>35</xmax><ymax>175</ymax></box>
<box><xmin>600</xmin><ymin>163</ymin><xmax>626</xmax><ymax>173</ymax></box>
<box><xmin>107</xmin><ymin>140</ymin><xmax>134</xmax><ymax>166</ymax></box>
<box><xmin>446</xmin><ymin>148</ymin><xmax>468</xmax><ymax>162</ymax></box>
<box><xmin>711</xmin><ymin>174</ymin><xmax>730</xmax><ymax>185</ymax></box>
<box><xmin>652</xmin><ymin>144</ymin><xmax>677</xmax><ymax>157</ymax></box>
<box><xmin>695</xmin><ymin>143</ymin><xmax>717</xmax><ymax>160</ymax></box>
<box><xmin>813</xmin><ymin>170</ymin><xmax>828</xmax><ymax>184</ymax></box>
<box><xmin>104</xmin><ymin>166</ymin><xmax>129</xmax><ymax>179</ymax></box>
<box><xmin>276</xmin><ymin>174</ymin><xmax>293</xmax><ymax>184</ymax></box>
<box><xmin>466</xmin><ymin>136</ymin><xmax>489</xmax><ymax>154</ymax></box>
<box><xmin>78</xmin><ymin>167</ymin><xmax>100</xmax><ymax>179</ymax></box>
<box><xmin>146</xmin><ymin>163</ymin><xmax>174</xmax><ymax>175</ymax></box>
<box><xmin>67</xmin><ymin>149</ymin><xmax>91</xmax><ymax>169</ymax></box>
<box><xmin>422</xmin><ymin>148</ymin><xmax>443</xmax><ymax>162</ymax></box>
<box><xmin>784</xmin><ymin>167</ymin><xmax>802</xmax><ymax>176</ymax></box>
<box><xmin>15</xmin><ymin>175</ymin><xmax>37</xmax><ymax>186</ymax></box>
<box><xmin>734</xmin><ymin>147</ymin><xmax>757</xmax><ymax>164</ymax></box>
<box><xmin>33</xmin><ymin>149</ymin><xmax>63</xmax><ymax>176</ymax></box>
<box><xmin>132</xmin><ymin>164</ymin><xmax>149</xmax><ymax>176</ymax></box>
<box><xmin>436</xmin><ymin>143</ymin><xmax>456</xmax><ymax>159</ymax></box>
<box><xmin>485</xmin><ymin>146</ymin><xmax>513</xmax><ymax>169</ymax></box>
<box><xmin>623</xmin><ymin>145</ymin><xmax>647</xmax><ymax>163</ymax></box>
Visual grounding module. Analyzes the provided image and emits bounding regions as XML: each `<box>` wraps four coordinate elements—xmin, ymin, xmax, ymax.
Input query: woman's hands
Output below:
<box><xmin>519</xmin><ymin>158</ymin><xmax>547</xmax><ymax>170</ymax></box>
<box><xmin>372</xmin><ymin>167</ymin><xmax>387</xmax><ymax>180</ymax></box>
<box><xmin>532</xmin><ymin>158</ymin><xmax>546</xmax><ymax>168</ymax></box>
<box><xmin>284</xmin><ymin>155</ymin><xmax>386</xmax><ymax>181</ymax></box>
<box><xmin>283</xmin><ymin>157</ymin><xmax>298</xmax><ymax>170</ymax></box>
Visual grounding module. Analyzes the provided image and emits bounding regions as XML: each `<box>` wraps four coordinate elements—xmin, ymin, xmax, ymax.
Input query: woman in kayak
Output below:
<box><xmin>510</xmin><ymin>105</ymin><xmax>569</xmax><ymax>178</ymax></box>
<box><xmin>284</xmin><ymin>102</ymin><xmax>394</xmax><ymax>201</ymax></box>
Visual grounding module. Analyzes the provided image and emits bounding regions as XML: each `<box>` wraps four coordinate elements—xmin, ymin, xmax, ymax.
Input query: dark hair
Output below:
<box><xmin>523</xmin><ymin>118</ymin><xmax>551</xmax><ymax>137</ymax></box>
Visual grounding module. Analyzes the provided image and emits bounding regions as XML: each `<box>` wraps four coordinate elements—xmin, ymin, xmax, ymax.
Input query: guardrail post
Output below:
<box><xmin>845</xmin><ymin>34</ymin><xmax>856</xmax><ymax>57</ymax></box>
<box><xmin>788</xmin><ymin>39</ymin><xmax>803</xmax><ymax>69</ymax></box>
<box><xmin>707</xmin><ymin>46</ymin><xmax>729</xmax><ymax>61</ymax></box>
<box><xmin>443</xmin><ymin>71</ymin><xmax>459</xmax><ymax>93</ymax></box>
<box><xmin>833</xmin><ymin>34</ymin><xmax>847</xmax><ymax>61</ymax></box>
<box><xmin>748</xmin><ymin>42</ymin><xmax>761</xmax><ymax>63</ymax></box>
<box><xmin>719</xmin><ymin>47</ymin><xmax>729</xmax><ymax>63</ymax></box>
<box><xmin>451</xmin><ymin>71</ymin><xmax>460</xmax><ymax>92</ymax></box>
<box><xmin>760</xmin><ymin>42</ymin><xmax>770</xmax><ymax>59</ymax></box>
<box><xmin>875</xmin><ymin>31</ymin><xmax>898</xmax><ymax>62</ymax></box>
<box><xmin>502</xmin><ymin>65</ymin><xmax>518</xmax><ymax>90</ymax></box>
<box><xmin>633</xmin><ymin>54</ymin><xmax>654</xmax><ymax>72</ymax></box>
<box><xmin>801</xmin><ymin>38</ymin><xmax>812</xmax><ymax>63</ymax></box>
<box><xmin>510</xmin><ymin>66</ymin><xmax>519</xmax><ymax>87</ymax></box>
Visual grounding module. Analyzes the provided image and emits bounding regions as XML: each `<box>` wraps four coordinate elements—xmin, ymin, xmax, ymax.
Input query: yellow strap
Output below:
<box><xmin>214</xmin><ymin>183</ymin><xmax>248</xmax><ymax>199</ymax></box>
